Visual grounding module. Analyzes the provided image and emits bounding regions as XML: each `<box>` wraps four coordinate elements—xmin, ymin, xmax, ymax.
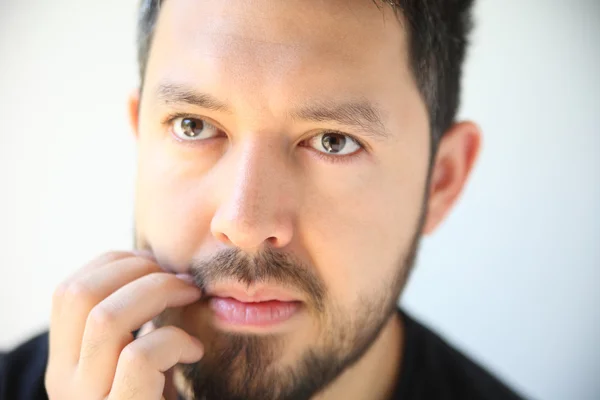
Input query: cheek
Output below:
<box><xmin>299</xmin><ymin>149</ymin><xmax>428</xmax><ymax>309</ymax></box>
<box><xmin>134</xmin><ymin>137</ymin><xmax>217</xmax><ymax>267</ymax></box>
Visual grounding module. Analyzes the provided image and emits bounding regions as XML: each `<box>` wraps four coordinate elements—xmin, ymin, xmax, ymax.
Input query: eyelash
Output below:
<box><xmin>161</xmin><ymin>112</ymin><xmax>367</xmax><ymax>164</ymax></box>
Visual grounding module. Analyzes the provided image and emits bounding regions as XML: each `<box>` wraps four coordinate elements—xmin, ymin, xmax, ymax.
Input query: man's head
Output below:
<box><xmin>128</xmin><ymin>0</ymin><xmax>480</xmax><ymax>399</ymax></box>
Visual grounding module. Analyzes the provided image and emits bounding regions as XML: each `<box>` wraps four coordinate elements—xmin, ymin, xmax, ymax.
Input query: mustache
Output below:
<box><xmin>188</xmin><ymin>247</ymin><xmax>326</xmax><ymax>312</ymax></box>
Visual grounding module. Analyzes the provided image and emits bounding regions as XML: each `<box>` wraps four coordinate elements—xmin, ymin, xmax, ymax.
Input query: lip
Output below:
<box><xmin>204</xmin><ymin>283</ymin><xmax>302</xmax><ymax>303</ymax></box>
<box><xmin>209</xmin><ymin>297</ymin><xmax>301</xmax><ymax>328</ymax></box>
<box><xmin>204</xmin><ymin>283</ymin><xmax>304</xmax><ymax>330</ymax></box>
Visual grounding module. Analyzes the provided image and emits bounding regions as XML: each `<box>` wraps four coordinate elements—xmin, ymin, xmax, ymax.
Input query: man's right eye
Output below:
<box><xmin>171</xmin><ymin>117</ymin><xmax>221</xmax><ymax>141</ymax></box>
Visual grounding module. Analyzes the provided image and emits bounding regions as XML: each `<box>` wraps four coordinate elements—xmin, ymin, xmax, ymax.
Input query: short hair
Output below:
<box><xmin>136</xmin><ymin>0</ymin><xmax>475</xmax><ymax>151</ymax></box>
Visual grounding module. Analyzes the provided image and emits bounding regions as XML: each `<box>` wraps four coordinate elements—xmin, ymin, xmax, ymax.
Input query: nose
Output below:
<box><xmin>210</xmin><ymin>140</ymin><xmax>295</xmax><ymax>251</ymax></box>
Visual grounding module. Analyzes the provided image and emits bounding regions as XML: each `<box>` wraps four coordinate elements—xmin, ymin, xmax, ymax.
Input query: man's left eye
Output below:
<box><xmin>307</xmin><ymin>132</ymin><xmax>362</xmax><ymax>156</ymax></box>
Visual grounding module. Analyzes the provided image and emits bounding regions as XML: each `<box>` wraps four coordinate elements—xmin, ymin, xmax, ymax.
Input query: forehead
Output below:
<box><xmin>145</xmin><ymin>0</ymin><xmax>417</xmax><ymax>116</ymax></box>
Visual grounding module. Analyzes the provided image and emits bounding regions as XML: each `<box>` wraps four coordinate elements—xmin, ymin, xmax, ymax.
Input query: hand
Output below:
<box><xmin>45</xmin><ymin>251</ymin><xmax>204</xmax><ymax>399</ymax></box>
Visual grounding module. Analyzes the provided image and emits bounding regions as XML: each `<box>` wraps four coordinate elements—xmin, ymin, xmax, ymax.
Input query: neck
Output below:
<box><xmin>313</xmin><ymin>311</ymin><xmax>404</xmax><ymax>400</ymax></box>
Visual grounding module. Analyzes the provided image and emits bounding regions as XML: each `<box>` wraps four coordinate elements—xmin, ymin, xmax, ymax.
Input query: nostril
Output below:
<box><xmin>266</xmin><ymin>236</ymin><xmax>279</xmax><ymax>247</ymax></box>
<box><xmin>215</xmin><ymin>232</ymin><xmax>232</xmax><ymax>245</ymax></box>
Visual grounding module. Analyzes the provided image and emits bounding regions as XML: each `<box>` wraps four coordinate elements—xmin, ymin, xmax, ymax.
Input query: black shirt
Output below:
<box><xmin>0</xmin><ymin>309</ymin><xmax>525</xmax><ymax>399</ymax></box>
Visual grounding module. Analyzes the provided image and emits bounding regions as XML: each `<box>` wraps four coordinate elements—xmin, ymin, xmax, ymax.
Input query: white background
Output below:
<box><xmin>1</xmin><ymin>1</ymin><xmax>599</xmax><ymax>399</ymax></box>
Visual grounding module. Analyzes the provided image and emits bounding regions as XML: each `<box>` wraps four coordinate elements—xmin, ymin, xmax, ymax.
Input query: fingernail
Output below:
<box><xmin>176</xmin><ymin>273</ymin><xmax>196</xmax><ymax>285</ymax></box>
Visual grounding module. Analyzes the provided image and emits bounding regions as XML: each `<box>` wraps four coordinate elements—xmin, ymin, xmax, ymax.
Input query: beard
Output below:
<box><xmin>178</xmin><ymin>305</ymin><xmax>390</xmax><ymax>400</ymax></box>
<box><xmin>140</xmin><ymin>200</ymin><xmax>425</xmax><ymax>400</ymax></box>
<box><xmin>146</xmin><ymin>227</ymin><xmax>422</xmax><ymax>400</ymax></box>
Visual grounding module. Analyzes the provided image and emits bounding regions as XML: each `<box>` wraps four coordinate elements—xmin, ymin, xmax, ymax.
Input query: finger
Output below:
<box><xmin>50</xmin><ymin>251</ymin><xmax>132</xmax><ymax>333</ymax></box>
<box><xmin>77</xmin><ymin>273</ymin><xmax>201</xmax><ymax>393</ymax></box>
<box><xmin>50</xmin><ymin>254</ymin><xmax>163</xmax><ymax>369</ymax></box>
<box><xmin>54</xmin><ymin>250</ymin><xmax>157</xmax><ymax>320</ymax></box>
<box><xmin>49</xmin><ymin>251</ymin><xmax>134</xmax><ymax>373</ymax></box>
<box><xmin>107</xmin><ymin>326</ymin><xmax>203</xmax><ymax>400</ymax></box>
<box><xmin>52</xmin><ymin>250</ymin><xmax>156</xmax><ymax>321</ymax></box>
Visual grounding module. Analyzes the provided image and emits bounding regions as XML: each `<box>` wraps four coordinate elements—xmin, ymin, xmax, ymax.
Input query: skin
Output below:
<box><xmin>45</xmin><ymin>0</ymin><xmax>480</xmax><ymax>399</ymax></box>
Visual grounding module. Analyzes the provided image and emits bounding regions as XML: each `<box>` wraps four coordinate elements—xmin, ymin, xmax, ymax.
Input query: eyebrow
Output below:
<box><xmin>290</xmin><ymin>100</ymin><xmax>389</xmax><ymax>141</ymax></box>
<box><xmin>157</xmin><ymin>83</ymin><xmax>231</xmax><ymax>113</ymax></box>
<box><xmin>155</xmin><ymin>83</ymin><xmax>390</xmax><ymax>141</ymax></box>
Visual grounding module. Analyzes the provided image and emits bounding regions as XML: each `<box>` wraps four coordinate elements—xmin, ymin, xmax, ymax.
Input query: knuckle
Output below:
<box><xmin>63</xmin><ymin>281</ymin><xmax>87</xmax><ymax>298</ymax></box>
<box><xmin>51</xmin><ymin>281</ymin><xmax>69</xmax><ymax>304</ymax></box>
<box><xmin>63</xmin><ymin>281</ymin><xmax>100</xmax><ymax>309</ymax></box>
<box><xmin>120</xmin><ymin>343</ymin><xmax>150</xmax><ymax>368</ymax></box>
<box><xmin>87</xmin><ymin>304</ymin><xmax>118</xmax><ymax>332</ymax></box>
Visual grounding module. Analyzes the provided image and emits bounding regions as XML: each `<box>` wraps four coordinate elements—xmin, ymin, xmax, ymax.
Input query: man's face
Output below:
<box><xmin>133</xmin><ymin>0</ymin><xmax>430</xmax><ymax>398</ymax></box>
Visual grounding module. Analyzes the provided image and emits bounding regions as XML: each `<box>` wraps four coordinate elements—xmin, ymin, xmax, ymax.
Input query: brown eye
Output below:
<box><xmin>308</xmin><ymin>132</ymin><xmax>361</xmax><ymax>156</ymax></box>
<box><xmin>322</xmin><ymin>133</ymin><xmax>347</xmax><ymax>153</ymax></box>
<box><xmin>172</xmin><ymin>117</ymin><xmax>220</xmax><ymax>140</ymax></box>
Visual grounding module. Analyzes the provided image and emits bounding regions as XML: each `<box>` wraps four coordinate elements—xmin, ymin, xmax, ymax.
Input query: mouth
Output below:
<box><xmin>205</xmin><ymin>284</ymin><xmax>303</xmax><ymax>329</ymax></box>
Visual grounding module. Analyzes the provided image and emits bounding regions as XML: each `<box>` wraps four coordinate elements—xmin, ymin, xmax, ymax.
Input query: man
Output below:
<box><xmin>0</xmin><ymin>0</ymin><xmax>525</xmax><ymax>399</ymax></box>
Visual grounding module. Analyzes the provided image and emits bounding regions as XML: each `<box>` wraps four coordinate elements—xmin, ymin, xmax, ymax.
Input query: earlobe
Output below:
<box><xmin>128</xmin><ymin>88</ymin><xmax>141</xmax><ymax>139</ymax></box>
<box><xmin>423</xmin><ymin>121</ymin><xmax>482</xmax><ymax>234</ymax></box>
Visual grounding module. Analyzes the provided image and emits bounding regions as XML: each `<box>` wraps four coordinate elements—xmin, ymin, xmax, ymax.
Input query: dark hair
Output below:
<box><xmin>137</xmin><ymin>0</ymin><xmax>475</xmax><ymax>150</ymax></box>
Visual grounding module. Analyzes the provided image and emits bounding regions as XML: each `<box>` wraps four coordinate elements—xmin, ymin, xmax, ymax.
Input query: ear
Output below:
<box><xmin>128</xmin><ymin>88</ymin><xmax>141</xmax><ymax>139</ymax></box>
<box><xmin>423</xmin><ymin>121</ymin><xmax>482</xmax><ymax>234</ymax></box>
